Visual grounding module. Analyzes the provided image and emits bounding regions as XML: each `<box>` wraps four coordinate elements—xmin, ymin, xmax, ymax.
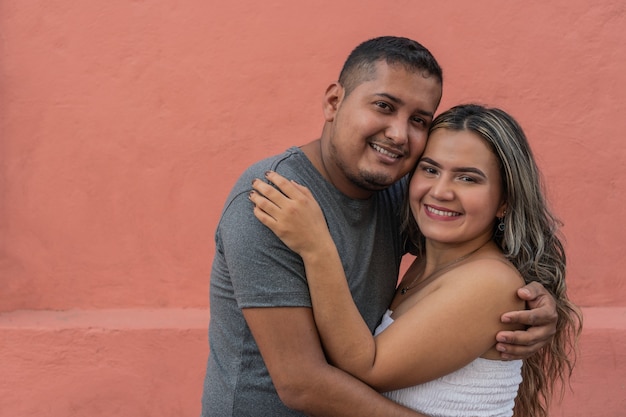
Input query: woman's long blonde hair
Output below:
<box><xmin>403</xmin><ymin>104</ymin><xmax>583</xmax><ymax>417</ymax></box>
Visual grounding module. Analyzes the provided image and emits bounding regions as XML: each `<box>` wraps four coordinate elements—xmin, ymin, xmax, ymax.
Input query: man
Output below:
<box><xmin>201</xmin><ymin>36</ymin><xmax>557</xmax><ymax>417</ymax></box>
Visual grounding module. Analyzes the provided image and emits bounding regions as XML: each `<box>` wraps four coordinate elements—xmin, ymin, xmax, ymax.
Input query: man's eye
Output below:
<box><xmin>411</xmin><ymin>116</ymin><xmax>426</xmax><ymax>125</ymax></box>
<box><xmin>375</xmin><ymin>101</ymin><xmax>392</xmax><ymax>111</ymax></box>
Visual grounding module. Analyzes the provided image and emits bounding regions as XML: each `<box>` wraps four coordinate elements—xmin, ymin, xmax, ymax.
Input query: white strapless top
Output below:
<box><xmin>374</xmin><ymin>309</ymin><xmax>522</xmax><ymax>417</ymax></box>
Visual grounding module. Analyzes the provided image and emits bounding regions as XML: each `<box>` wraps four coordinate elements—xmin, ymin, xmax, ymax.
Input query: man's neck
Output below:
<box><xmin>300</xmin><ymin>140</ymin><xmax>373</xmax><ymax>200</ymax></box>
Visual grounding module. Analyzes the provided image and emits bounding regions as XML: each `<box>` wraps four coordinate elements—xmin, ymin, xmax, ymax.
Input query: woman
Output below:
<box><xmin>250</xmin><ymin>104</ymin><xmax>582</xmax><ymax>417</ymax></box>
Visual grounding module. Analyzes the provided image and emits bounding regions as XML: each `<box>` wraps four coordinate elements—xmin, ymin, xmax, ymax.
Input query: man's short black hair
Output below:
<box><xmin>338</xmin><ymin>36</ymin><xmax>443</xmax><ymax>96</ymax></box>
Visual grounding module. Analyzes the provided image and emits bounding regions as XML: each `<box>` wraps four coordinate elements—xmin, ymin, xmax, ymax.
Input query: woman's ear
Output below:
<box><xmin>322</xmin><ymin>82</ymin><xmax>345</xmax><ymax>122</ymax></box>
<box><xmin>496</xmin><ymin>201</ymin><xmax>508</xmax><ymax>218</ymax></box>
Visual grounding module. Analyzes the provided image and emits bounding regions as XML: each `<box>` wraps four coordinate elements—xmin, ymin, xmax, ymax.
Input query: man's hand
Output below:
<box><xmin>495</xmin><ymin>281</ymin><xmax>557</xmax><ymax>359</ymax></box>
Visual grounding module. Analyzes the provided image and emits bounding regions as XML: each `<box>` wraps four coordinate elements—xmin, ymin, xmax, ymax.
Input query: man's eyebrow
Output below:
<box><xmin>375</xmin><ymin>92</ymin><xmax>403</xmax><ymax>104</ymax></box>
<box><xmin>374</xmin><ymin>93</ymin><xmax>434</xmax><ymax>118</ymax></box>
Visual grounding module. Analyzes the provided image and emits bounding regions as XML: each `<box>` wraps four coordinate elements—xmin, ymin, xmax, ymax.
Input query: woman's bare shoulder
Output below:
<box><xmin>439</xmin><ymin>256</ymin><xmax>526</xmax><ymax>311</ymax></box>
<box><xmin>455</xmin><ymin>256</ymin><xmax>524</xmax><ymax>286</ymax></box>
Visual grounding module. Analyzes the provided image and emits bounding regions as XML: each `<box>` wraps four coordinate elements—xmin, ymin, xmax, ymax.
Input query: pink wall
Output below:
<box><xmin>2</xmin><ymin>1</ymin><xmax>625</xmax><ymax>310</ymax></box>
<box><xmin>1</xmin><ymin>1</ymin><xmax>625</xmax><ymax>416</ymax></box>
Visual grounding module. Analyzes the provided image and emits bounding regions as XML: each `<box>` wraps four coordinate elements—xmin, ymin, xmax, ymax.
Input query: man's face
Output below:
<box><xmin>322</xmin><ymin>61</ymin><xmax>442</xmax><ymax>199</ymax></box>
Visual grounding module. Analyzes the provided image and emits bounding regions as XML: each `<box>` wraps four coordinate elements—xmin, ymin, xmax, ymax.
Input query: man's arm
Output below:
<box><xmin>496</xmin><ymin>281</ymin><xmax>558</xmax><ymax>359</ymax></box>
<box><xmin>243</xmin><ymin>306</ymin><xmax>427</xmax><ymax>417</ymax></box>
<box><xmin>250</xmin><ymin>171</ymin><xmax>557</xmax><ymax>365</ymax></box>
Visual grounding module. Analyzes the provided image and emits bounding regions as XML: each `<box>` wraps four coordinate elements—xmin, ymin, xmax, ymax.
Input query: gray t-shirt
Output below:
<box><xmin>201</xmin><ymin>147</ymin><xmax>407</xmax><ymax>416</ymax></box>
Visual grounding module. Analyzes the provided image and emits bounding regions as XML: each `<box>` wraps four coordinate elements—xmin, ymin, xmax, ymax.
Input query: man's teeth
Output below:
<box><xmin>372</xmin><ymin>144</ymin><xmax>400</xmax><ymax>158</ymax></box>
<box><xmin>427</xmin><ymin>206</ymin><xmax>460</xmax><ymax>217</ymax></box>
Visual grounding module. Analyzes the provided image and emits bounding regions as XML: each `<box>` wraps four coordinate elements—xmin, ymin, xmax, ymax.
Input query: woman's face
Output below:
<box><xmin>409</xmin><ymin>128</ymin><xmax>507</xmax><ymax>246</ymax></box>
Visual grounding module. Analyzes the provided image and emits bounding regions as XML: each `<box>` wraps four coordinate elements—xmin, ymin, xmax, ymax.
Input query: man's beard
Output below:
<box><xmin>336</xmin><ymin>159</ymin><xmax>394</xmax><ymax>192</ymax></box>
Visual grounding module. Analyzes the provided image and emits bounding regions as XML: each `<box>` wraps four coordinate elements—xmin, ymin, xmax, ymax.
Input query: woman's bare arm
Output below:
<box><xmin>250</xmin><ymin>172</ymin><xmax>533</xmax><ymax>390</ymax></box>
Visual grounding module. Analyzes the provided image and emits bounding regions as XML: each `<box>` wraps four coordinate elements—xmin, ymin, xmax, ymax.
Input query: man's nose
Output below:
<box><xmin>384</xmin><ymin>119</ymin><xmax>409</xmax><ymax>145</ymax></box>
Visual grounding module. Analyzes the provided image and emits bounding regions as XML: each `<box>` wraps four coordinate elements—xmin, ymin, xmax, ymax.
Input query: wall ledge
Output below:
<box><xmin>0</xmin><ymin>306</ymin><xmax>622</xmax><ymax>330</ymax></box>
<box><xmin>0</xmin><ymin>308</ymin><xmax>210</xmax><ymax>330</ymax></box>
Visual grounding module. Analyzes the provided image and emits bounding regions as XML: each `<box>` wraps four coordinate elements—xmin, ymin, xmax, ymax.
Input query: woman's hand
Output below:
<box><xmin>250</xmin><ymin>171</ymin><xmax>332</xmax><ymax>256</ymax></box>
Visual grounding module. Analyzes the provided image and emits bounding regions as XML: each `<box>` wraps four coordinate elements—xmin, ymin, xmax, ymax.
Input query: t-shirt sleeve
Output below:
<box><xmin>216</xmin><ymin>189</ymin><xmax>312</xmax><ymax>309</ymax></box>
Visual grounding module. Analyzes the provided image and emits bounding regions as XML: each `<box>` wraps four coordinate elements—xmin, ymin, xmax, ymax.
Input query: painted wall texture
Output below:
<box><xmin>1</xmin><ymin>0</ymin><xmax>625</xmax><ymax>416</ymax></box>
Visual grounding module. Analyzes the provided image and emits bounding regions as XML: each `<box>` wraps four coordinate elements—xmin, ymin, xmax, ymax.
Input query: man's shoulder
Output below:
<box><xmin>239</xmin><ymin>147</ymin><xmax>307</xmax><ymax>181</ymax></box>
<box><xmin>218</xmin><ymin>147</ymin><xmax>310</xmax><ymax>226</ymax></box>
<box><xmin>250</xmin><ymin>146</ymin><xmax>303</xmax><ymax>169</ymax></box>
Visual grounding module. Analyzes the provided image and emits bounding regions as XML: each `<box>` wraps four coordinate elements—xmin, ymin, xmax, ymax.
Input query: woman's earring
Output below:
<box><xmin>497</xmin><ymin>210</ymin><xmax>507</xmax><ymax>232</ymax></box>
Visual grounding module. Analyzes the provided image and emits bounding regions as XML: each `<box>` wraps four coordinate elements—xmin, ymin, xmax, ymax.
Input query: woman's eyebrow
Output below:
<box><xmin>419</xmin><ymin>158</ymin><xmax>487</xmax><ymax>178</ymax></box>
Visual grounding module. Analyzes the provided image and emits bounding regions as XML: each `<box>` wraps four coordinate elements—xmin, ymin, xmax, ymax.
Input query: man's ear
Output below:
<box><xmin>322</xmin><ymin>82</ymin><xmax>344</xmax><ymax>122</ymax></box>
